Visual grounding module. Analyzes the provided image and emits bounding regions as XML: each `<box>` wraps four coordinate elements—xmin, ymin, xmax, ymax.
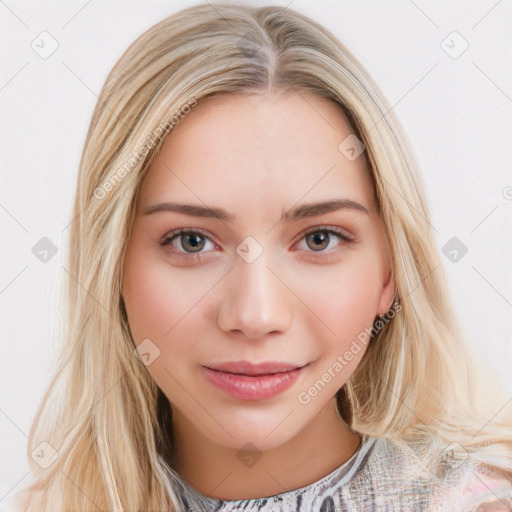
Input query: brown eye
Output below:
<box><xmin>292</xmin><ymin>226</ymin><xmax>356</xmax><ymax>263</ymax></box>
<box><xmin>178</xmin><ymin>232</ymin><xmax>205</xmax><ymax>253</ymax></box>
<box><xmin>305</xmin><ymin>230</ymin><xmax>331</xmax><ymax>251</ymax></box>
<box><xmin>160</xmin><ymin>229</ymin><xmax>215</xmax><ymax>255</ymax></box>
<box><xmin>299</xmin><ymin>227</ymin><xmax>353</xmax><ymax>254</ymax></box>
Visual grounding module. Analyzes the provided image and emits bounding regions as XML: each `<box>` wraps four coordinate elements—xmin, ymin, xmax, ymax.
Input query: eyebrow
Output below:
<box><xmin>143</xmin><ymin>198</ymin><xmax>371</xmax><ymax>222</ymax></box>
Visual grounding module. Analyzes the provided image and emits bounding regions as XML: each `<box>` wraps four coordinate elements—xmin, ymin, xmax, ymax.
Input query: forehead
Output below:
<box><xmin>137</xmin><ymin>91</ymin><xmax>374</xmax><ymax>220</ymax></box>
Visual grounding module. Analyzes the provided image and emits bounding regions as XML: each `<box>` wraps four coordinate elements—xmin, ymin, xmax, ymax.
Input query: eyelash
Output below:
<box><xmin>159</xmin><ymin>225</ymin><xmax>355</xmax><ymax>263</ymax></box>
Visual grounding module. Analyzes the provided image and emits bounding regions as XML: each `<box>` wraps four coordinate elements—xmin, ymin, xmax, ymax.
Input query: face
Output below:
<box><xmin>122</xmin><ymin>91</ymin><xmax>394</xmax><ymax>452</ymax></box>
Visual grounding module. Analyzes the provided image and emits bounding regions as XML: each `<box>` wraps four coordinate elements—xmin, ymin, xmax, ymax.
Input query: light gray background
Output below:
<box><xmin>1</xmin><ymin>0</ymin><xmax>511</xmax><ymax>507</ymax></box>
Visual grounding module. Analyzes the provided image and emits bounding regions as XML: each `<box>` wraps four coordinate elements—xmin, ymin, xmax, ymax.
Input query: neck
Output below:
<box><xmin>169</xmin><ymin>399</ymin><xmax>362</xmax><ymax>500</ymax></box>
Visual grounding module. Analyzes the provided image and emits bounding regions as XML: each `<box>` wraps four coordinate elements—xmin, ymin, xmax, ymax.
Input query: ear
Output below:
<box><xmin>377</xmin><ymin>269</ymin><xmax>395</xmax><ymax>316</ymax></box>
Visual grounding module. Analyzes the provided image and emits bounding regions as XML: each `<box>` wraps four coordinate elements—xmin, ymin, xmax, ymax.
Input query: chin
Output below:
<box><xmin>200</xmin><ymin>409</ymin><xmax>305</xmax><ymax>451</ymax></box>
<box><xmin>215</xmin><ymin>430</ymin><xmax>291</xmax><ymax>452</ymax></box>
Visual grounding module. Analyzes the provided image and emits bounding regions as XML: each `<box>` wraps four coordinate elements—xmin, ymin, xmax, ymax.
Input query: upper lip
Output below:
<box><xmin>205</xmin><ymin>360</ymin><xmax>307</xmax><ymax>376</ymax></box>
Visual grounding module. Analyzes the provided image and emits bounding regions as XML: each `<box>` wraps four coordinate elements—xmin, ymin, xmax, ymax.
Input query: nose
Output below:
<box><xmin>216</xmin><ymin>250</ymin><xmax>293</xmax><ymax>339</ymax></box>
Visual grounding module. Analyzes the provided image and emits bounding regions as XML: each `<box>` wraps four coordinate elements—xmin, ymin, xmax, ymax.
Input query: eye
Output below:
<box><xmin>160</xmin><ymin>229</ymin><xmax>217</xmax><ymax>259</ymax></box>
<box><xmin>295</xmin><ymin>226</ymin><xmax>354</xmax><ymax>257</ymax></box>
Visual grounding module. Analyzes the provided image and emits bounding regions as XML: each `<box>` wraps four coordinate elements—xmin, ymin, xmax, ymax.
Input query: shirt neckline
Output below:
<box><xmin>177</xmin><ymin>434</ymin><xmax>377</xmax><ymax>506</ymax></box>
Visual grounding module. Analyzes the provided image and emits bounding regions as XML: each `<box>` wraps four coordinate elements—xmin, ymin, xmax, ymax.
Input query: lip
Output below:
<box><xmin>206</xmin><ymin>360</ymin><xmax>306</xmax><ymax>376</ymax></box>
<box><xmin>202</xmin><ymin>361</ymin><xmax>308</xmax><ymax>401</ymax></box>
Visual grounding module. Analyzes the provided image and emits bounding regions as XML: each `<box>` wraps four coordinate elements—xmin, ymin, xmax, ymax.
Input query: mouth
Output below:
<box><xmin>204</xmin><ymin>360</ymin><xmax>308</xmax><ymax>376</ymax></box>
<box><xmin>201</xmin><ymin>361</ymin><xmax>310</xmax><ymax>401</ymax></box>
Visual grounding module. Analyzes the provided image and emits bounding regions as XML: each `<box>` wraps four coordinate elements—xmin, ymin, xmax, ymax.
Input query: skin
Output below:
<box><xmin>121</xmin><ymin>90</ymin><xmax>395</xmax><ymax>500</ymax></box>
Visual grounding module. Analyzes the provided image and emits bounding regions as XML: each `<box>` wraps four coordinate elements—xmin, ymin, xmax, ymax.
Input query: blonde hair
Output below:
<box><xmin>14</xmin><ymin>3</ymin><xmax>512</xmax><ymax>510</ymax></box>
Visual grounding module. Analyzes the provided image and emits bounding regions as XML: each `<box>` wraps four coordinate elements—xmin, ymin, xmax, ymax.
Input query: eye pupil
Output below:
<box><xmin>306</xmin><ymin>231</ymin><xmax>329</xmax><ymax>251</ymax></box>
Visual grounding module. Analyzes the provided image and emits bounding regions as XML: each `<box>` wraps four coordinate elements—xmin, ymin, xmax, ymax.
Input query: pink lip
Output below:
<box><xmin>202</xmin><ymin>361</ymin><xmax>308</xmax><ymax>401</ymax></box>
<box><xmin>205</xmin><ymin>360</ymin><xmax>305</xmax><ymax>376</ymax></box>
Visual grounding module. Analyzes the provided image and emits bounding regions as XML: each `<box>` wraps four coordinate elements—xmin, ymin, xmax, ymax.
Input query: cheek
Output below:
<box><xmin>293</xmin><ymin>259</ymin><xmax>382</xmax><ymax>398</ymax></box>
<box><xmin>122</xmin><ymin>245</ymin><xmax>214</xmax><ymax>363</ymax></box>
<box><xmin>295</xmin><ymin>265</ymin><xmax>380</xmax><ymax>397</ymax></box>
<box><xmin>298</xmin><ymin>258</ymin><xmax>381</xmax><ymax>340</ymax></box>
<box><xmin>122</xmin><ymin>253</ymin><xmax>197</xmax><ymax>395</ymax></box>
<box><xmin>336</xmin><ymin>268</ymin><xmax>380</xmax><ymax>335</ymax></box>
<box><xmin>122</xmin><ymin>246</ymin><xmax>183</xmax><ymax>344</ymax></box>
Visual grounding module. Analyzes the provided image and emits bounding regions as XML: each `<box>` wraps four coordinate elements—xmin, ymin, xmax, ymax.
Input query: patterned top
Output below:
<box><xmin>167</xmin><ymin>435</ymin><xmax>512</xmax><ymax>512</ymax></box>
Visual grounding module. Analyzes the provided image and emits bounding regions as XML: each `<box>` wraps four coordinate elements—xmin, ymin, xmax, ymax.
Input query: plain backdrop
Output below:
<box><xmin>1</xmin><ymin>0</ymin><xmax>511</xmax><ymax>507</ymax></box>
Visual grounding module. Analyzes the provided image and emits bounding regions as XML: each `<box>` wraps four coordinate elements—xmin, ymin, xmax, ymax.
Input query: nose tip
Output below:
<box><xmin>216</xmin><ymin>256</ymin><xmax>293</xmax><ymax>339</ymax></box>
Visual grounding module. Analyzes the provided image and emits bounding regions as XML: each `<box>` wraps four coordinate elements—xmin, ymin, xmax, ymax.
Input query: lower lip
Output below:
<box><xmin>202</xmin><ymin>366</ymin><xmax>304</xmax><ymax>400</ymax></box>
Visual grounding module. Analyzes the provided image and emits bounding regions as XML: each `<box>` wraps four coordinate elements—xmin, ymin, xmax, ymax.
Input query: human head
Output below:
<box><xmin>74</xmin><ymin>2</ymin><xmax>442</xmax><ymax>442</ymax></box>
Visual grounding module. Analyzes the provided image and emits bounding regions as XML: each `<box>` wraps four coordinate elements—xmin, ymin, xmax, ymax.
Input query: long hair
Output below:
<box><xmin>15</xmin><ymin>3</ymin><xmax>512</xmax><ymax>510</ymax></box>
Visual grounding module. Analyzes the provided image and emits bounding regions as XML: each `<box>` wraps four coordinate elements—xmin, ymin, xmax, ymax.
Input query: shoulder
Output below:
<box><xmin>347</xmin><ymin>436</ymin><xmax>512</xmax><ymax>511</ymax></box>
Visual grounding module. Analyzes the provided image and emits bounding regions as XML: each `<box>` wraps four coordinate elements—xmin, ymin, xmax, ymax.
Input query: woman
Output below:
<box><xmin>14</xmin><ymin>3</ymin><xmax>512</xmax><ymax>511</ymax></box>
